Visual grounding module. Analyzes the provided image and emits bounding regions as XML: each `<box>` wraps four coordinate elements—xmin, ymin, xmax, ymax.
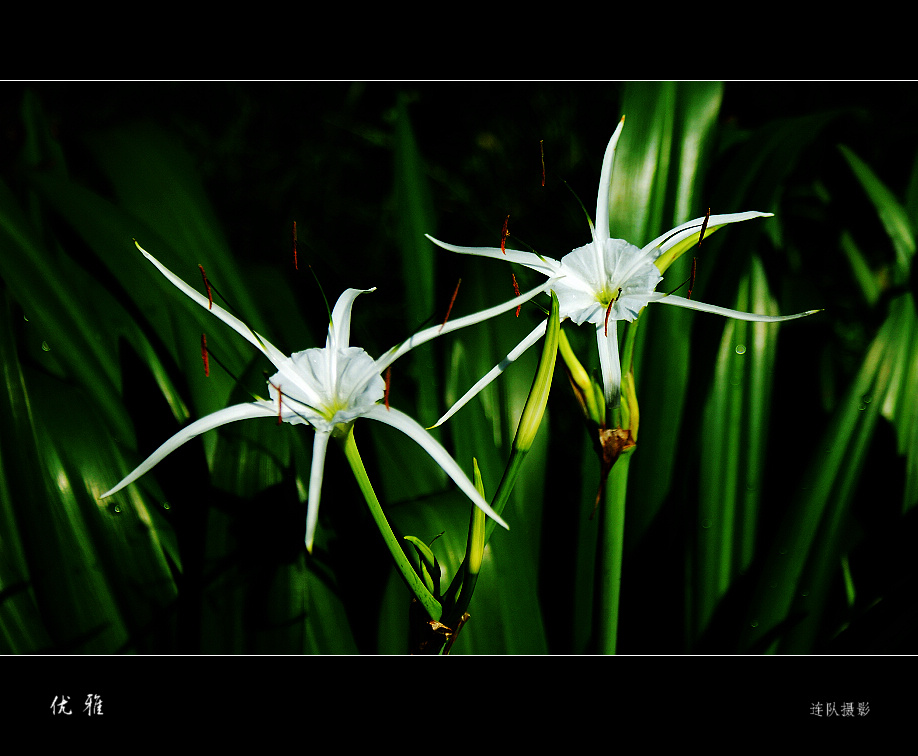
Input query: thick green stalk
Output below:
<box><xmin>595</xmin><ymin>451</ymin><xmax>631</xmax><ymax>654</ymax></box>
<box><xmin>592</xmin><ymin>319</ymin><xmax>641</xmax><ymax>654</ymax></box>
<box><xmin>339</xmin><ymin>426</ymin><xmax>442</xmax><ymax>621</ymax></box>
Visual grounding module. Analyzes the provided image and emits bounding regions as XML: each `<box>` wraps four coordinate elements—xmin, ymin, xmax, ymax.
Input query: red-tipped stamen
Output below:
<box><xmin>604</xmin><ymin>288</ymin><xmax>622</xmax><ymax>337</ymax></box>
<box><xmin>511</xmin><ymin>272</ymin><xmax>522</xmax><ymax>317</ymax></box>
<box><xmin>439</xmin><ymin>278</ymin><xmax>462</xmax><ymax>333</ymax></box>
<box><xmin>293</xmin><ymin>220</ymin><xmax>298</xmax><ymax>271</ymax></box>
<box><xmin>200</xmin><ymin>333</ymin><xmax>210</xmax><ymax>377</ymax></box>
<box><xmin>198</xmin><ymin>264</ymin><xmax>213</xmax><ymax>309</ymax></box>
<box><xmin>384</xmin><ymin>366</ymin><xmax>392</xmax><ymax>411</ymax></box>
<box><xmin>540</xmin><ymin>139</ymin><xmax>545</xmax><ymax>187</ymax></box>
<box><xmin>698</xmin><ymin>207</ymin><xmax>711</xmax><ymax>246</ymax></box>
<box><xmin>500</xmin><ymin>214</ymin><xmax>510</xmax><ymax>254</ymax></box>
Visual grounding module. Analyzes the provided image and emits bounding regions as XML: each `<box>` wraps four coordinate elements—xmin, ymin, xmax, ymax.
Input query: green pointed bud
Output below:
<box><xmin>404</xmin><ymin>535</ymin><xmax>440</xmax><ymax>597</ymax></box>
<box><xmin>467</xmin><ymin>459</ymin><xmax>487</xmax><ymax>577</ymax></box>
<box><xmin>618</xmin><ymin>319</ymin><xmax>641</xmax><ymax>439</ymax></box>
<box><xmin>558</xmin><ymin>328</ymin><xmax>605</xmax><ymax>427</ymax></box>
<box><xmin>515</xmin><ymin>292</ymin><xmax>560</xmax><ymax>452</ymax></box>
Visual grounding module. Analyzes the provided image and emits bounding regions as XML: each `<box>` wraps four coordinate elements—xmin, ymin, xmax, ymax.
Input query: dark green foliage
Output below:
<box><xmin>1</xmin><ymin>81</ymin><xmax>915</xmax><ymax>654</ymax></box>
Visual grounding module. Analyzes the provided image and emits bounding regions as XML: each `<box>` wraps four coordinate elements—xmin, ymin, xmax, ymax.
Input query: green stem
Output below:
<box><xmin>442</xmin><ymin>294</ymin><xmax>560</xmax><ymax>622</ymax></box>
<box><xmin>339</xmin><ymin>425</ymin><xmax>442</xmax><ymax>621</ymax></box>
<box><xmin>595</xmin><ymin>450</ymin><xmax>631</xmax><ymax>655</ymax></box>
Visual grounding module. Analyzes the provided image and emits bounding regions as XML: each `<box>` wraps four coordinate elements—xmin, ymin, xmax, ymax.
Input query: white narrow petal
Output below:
<box><xmin>363</xmin><ymin>405</ymin><xmax>510</xmax><ymax>530</ymax></box>
<box><xmin>100</xmin><ymin>402</ymin><xmax>278</xmax><ymax>498</ymax></box>
<box><xmin>327</xmin><ymin>287</ymin><xmax>376</xmax><ymax>352</ymax></box>
<box><xmin>596</xmin><ymin>322</ymin><xmax>622</xmax><ymax>411</ymax></box>
<box><xmin>304</xmin><ymin>431</ymin><xmax>331</xmax><ymax>554</ymax></box>
<box><xmin>643</xmin><ymin>212</ymin><xmax>773</xmax><ymax>255</ymax></box>
<box><xmin>425</xmin><ymin>234</ymin><xmax>561</xmax><ymax>277</ymax></box>
<box><xmin>374</xmin><ymin>279</ymin><xmax>555</xmax><ymax>373</ymax></box>
<box><xmin>595</xmin><ymin>116</ymin><xmax>626</xmax><ymax>246</ymax></box>
<box><xmin>651</xmin><ymin>293</ymin><xmax>822</xmax><ymax>322</ymax></box>
<box><xmin>430</xmin><ymin>320</ymin><xmax>548</xmax><ymax>428</ymax></box>
<box><xmin>136</xmin><ymin>242</ymin><xmax>289</xmax><ymax>369</ymax></box>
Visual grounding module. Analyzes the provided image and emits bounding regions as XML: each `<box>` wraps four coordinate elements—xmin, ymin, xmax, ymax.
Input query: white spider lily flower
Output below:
<box><xmin>427</xmin><ymin>117</ymin><xmax>820</xmax><ymax>424</ymax></box>
<box><xmin>102</xmin><ymin>243</ymin><xmax>553</xmax><ymax>551</ymax></box>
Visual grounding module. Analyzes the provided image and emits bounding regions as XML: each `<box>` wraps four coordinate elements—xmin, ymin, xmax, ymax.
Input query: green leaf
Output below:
<box><xmin>693</xmin><ymin>255</ymin><xmax>780</xmax><ymax>642</ymax></box>
<box><xmin>839</xmin><ymin>143</ymin><xmax>915</xmax><ymax>284</ymax></box>
<box><xmin>741</xmin><ymin>296</ymin><xmax>906</xmax><ymax>653</ymax></box>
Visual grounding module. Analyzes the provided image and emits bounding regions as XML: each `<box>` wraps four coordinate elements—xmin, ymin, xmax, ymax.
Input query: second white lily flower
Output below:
<box><xmin>427</xmin><ymin>116</ymin><xmax>820</xmax><ymax>425</ymax></box>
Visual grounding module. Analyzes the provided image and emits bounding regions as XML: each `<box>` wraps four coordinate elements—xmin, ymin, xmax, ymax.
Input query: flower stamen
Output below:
<box><xmin>293</xmin><ymin>220</ymin><xmax>298</xmax><ymax>271</ymax></box>
<box><xmin>384</xmin><ymin>365</ymin><xmax>392</xmax><ymax>411</ymax></box>
<box><xmin>604</xmin><ymin>288</ymin><xmax>622</xmax><ymax>336</ymax></box>
<box><xmin>439</xmin><ymin>278</ymin><xmax>462</xmax><ymax>333</ymax></box>
<box><xmin>665</xmin><ymin>208</ymin><xmax>710</xmax><ymax>297</ymax></box>
<box><xmin>698</xmin><ymin>207</ymin><xmax>712</xmax><ymax>245</ymax></box>
<box><xmin>270</xmin><ymin>380</ymin><xmax>283</xmax><ymax>425</ymax></box>
<box><xmin>500</xmin><ymin>214</ymin><xmax>510</xmax><ymax>254</ymax></box>
<box><xmin>689</xmin><ymin>208</ymin><xmax>710</xmax><ymax>300</ymax></box>
<box><xmin>198</xmin><ymin>264</ymin><xmax>213</xmax><ymax>309</ymax></box>
<box><xmin>511</xmin><ymin>272</ymin><xmax>521</xmax><ymax>317</ymax></box>
<box><xmin>200</xmin><ymin>333</ymin><xmax>209</xmax><ymax>377</ymax></box>
<box><xmin>540</xmin><ymin>140</ymin><xmax>545</xmax><ymax>187</ymax></box>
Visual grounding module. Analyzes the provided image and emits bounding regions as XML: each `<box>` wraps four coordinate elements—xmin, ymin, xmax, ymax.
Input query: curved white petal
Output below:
<box><xmin>304</xmin><ymin>431</ymin><xmax>331</xmax><ymax>553</ymax></box>
<box><xmin>101</xmin><ymin>402</ymin><xmax>278</xmax><ymax>498</ymax></box>
<box><xmin>595</xmin><ymin>321</ymin><xmax>622</xmax><ymax>410</ymax></box>
<box><xmin>137</xmin><ymin>242</ymin><xmax>289</xmax><ymax>369</ymax></box>
<box><xmin>644</xmin><ymin>211</ymin><xmax>773</xmax><ymax>255</ymax></box>
<box><xmin>431</xmin><ymin>320</ymin><xmax>549</xmax><ymax>428</ymax></box>
<box><xmin>652</xmin><ymin>293</ymin><xmax>822</xmax><ymax>322</ymax></box>
<box><xmin>425</xmin><ymin>234</ymin><xmax>561</xmax><ymax>277</ymax></box>
<box><xmin>328</xmin><ymin>287</ymin><xmax>376</xmax><ymax>352</ymax></box>
<box><xmin>595</xmin><ymin>115</ymin><xmax>626</xmax><ymax>246</ymax></box>
<box><xmin>375</xmin><ymin>279</ymin><xmax>555</xmax><ymax>373</ymax></box>
<box><xmin>363</xmin><ymin>405</ymin><xmax>509</xmax><ymax>530</ymax></box>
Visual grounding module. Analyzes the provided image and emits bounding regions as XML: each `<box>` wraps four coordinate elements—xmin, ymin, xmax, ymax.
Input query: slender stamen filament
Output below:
<box><xmin>384</xmin><ymin>365</ymin><xmax>392</xmax><ymax>410</ymax></box>
<box><xmin>200</xmin><ymin>333</ymin><xmax>209</xmax><ymax>377</ymax></box>
<box><xmin>270</xmin><ymin>380</ymin><xmax>284</xmax><ymax>425</ymax></box>
<box><xmin>666</xmin><ymin>208</ymin><xmax>710</xmax><ymax>297</ymax></box>
<box><xmin>293</xmin><ymin>220</ymin><xmax>298</xmax><ymax>270</ymax></box>
<box><xmin>698</xmin><ymin>208</ymin><xmax>712</xmax><ymax>245</ymax></box>
<box><xmin>688</xmin><ymin>208</ymin><xmax>710</xmax><ymax>301</ymax></box>
<box><xmin>266</xmin><ymin>379</ymin><xmax>326</xmax><ymax>427</ymax></box>
<box><xmin>439</xmin><ymin>278</ymin><xmax>462</xmax><ymax>333</ymax></box>
<box><xmin>511</xmin><ymin>273</ymin><xmax>521</xmax><ymax>317</ymax></box>
<box><xmin>198</xmin><ymin>264</ymin><xmax>213</xmax><ymax>309</ymax></box>
<box><xmin>540</xmin><ymin>140</ymin><xmax>545</xmax><ymax>187</ymax></box>
<box><xmin>604</xmin><ymin>288</ymin><xmax>622</xmax><ymax>336</ymax></box>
